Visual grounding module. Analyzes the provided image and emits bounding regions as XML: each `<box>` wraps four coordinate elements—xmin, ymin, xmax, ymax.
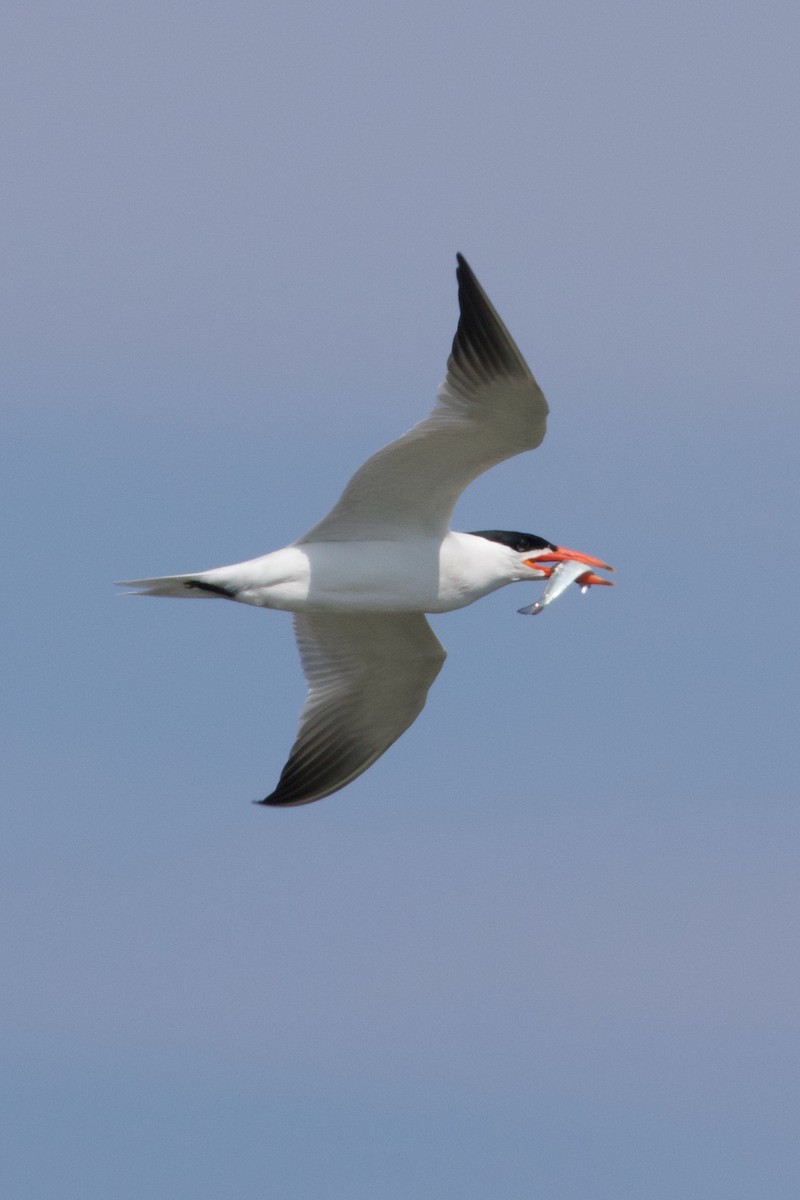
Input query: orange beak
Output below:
<box><xmin>576</xmin><ymin>570</ymin><xmax>614</xmax><ymax>588</ymax></box>
<box><xmin>525</xmin><ymin>546</ymin><xmax>615</xmax><ymax>573</ymax></box>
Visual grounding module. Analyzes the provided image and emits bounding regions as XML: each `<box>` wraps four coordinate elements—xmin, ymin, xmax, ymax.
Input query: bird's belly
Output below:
<box><xmin>296</xmin><ymin>542</ymin><xmax>444</xmax><ymax>612</ymax></box>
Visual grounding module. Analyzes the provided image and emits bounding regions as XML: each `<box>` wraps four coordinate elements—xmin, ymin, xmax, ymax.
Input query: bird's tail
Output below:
<box><xmin>115</xmin><ymin>572</ymin><xmax>237</xmax><ymax>599</ymax></box>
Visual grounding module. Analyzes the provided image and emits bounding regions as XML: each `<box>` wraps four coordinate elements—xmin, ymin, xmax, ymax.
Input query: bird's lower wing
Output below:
<box><xmin>260</xmin><ymin>612</ymin><xmax>446</xmax><ymax>806</ymax></box>
<box><xmin>298</xmin><ymin>255</ymin><xmax>548</xmax><ymax>544</ymax></box>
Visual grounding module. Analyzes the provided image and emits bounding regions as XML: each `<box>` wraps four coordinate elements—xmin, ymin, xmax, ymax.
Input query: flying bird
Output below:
<box><xmin>120</xmin><ymin>255</ymin><xmax>613</xmax><ymax>806</ymax></box>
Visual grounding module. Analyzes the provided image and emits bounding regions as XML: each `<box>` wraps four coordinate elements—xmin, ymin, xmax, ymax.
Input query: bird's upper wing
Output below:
<box><xmin>297</xmin><ymin>254</ymin><xmax>548</xmax><ymax>544</ymax></box>
<box><xmin>260</xmin><ymin>612</ymin><xmax>446</xmax><ymax>806</ymax></box>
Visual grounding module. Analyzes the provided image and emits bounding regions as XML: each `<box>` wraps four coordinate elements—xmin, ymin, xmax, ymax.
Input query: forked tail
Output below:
<box><xmin>115</xmin><ymin>573</ymin><xmax>237</xmax><ymax>599</ymax></box>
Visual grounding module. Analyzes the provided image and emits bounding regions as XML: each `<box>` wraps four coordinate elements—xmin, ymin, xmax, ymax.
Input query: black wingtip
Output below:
<box><xmin>255</xmin><ymin>790</ymin><xmax>308</xmax><ymax>808</ymax></box>
<box><xmin>455</xmin><ymin>251</ymin><xmax>472</xmax><ymax>278</ymax></box>
<box><xmin>448</xmin><ymin>251</ymin><xmax>531</xmax><ymax>393</ymax></box>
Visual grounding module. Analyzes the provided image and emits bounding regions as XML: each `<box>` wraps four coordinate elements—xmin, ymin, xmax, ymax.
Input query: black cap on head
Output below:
<box><xmin>469</xmin><ymin>530</ymin><xmax>557</xmax><ymax>553</ymax></box>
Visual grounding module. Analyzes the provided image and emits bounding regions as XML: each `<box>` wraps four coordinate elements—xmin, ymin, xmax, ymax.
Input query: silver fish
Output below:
<box><xmin>517</xmin><ymin>558</ymin><xmax>590</xmax><ymax>616</ymax></box>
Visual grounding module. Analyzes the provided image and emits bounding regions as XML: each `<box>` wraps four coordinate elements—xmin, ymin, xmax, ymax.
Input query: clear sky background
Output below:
<box><xmin>3</xmin><ymin>2</ymin><xmax>799</xmax><ymax>1196</ymax></box>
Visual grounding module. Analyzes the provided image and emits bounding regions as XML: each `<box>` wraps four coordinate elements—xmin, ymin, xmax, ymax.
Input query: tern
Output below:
<box><xmin>120</xmin><ymin>255</ymin><xmax>613</xmax><ymax>806</ymax></box>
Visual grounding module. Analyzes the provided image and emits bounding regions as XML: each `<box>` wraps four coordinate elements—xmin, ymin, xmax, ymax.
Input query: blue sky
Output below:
<box><xmin>3</xmin><ymin>2</ymin><xmax>799</xmax><ymax>1196</ymax></box>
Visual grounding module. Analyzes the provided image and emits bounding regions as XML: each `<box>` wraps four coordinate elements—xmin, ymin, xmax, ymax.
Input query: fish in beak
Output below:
<box><xmin>518</xmin><ymin>549</ymin><xmax>615</xmax><ymax>616</ymax></box>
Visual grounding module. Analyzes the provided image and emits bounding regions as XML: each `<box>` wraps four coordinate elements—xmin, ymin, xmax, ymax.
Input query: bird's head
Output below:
<box><xmin>469</xmin><ymin>529</ymin><xmax>614</xmax><ymax>587</ymax></box>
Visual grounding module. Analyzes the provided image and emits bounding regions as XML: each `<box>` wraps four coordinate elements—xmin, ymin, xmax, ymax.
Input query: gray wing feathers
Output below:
<box><xmin>261</xmin><ymin>612</ymin><xmax>446</xmax><ymax>806</ymax></box>
<box><xmin>297</xmin><ymin>255</ymin><xmax>548</xmax><ymax>544</ymax></box>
